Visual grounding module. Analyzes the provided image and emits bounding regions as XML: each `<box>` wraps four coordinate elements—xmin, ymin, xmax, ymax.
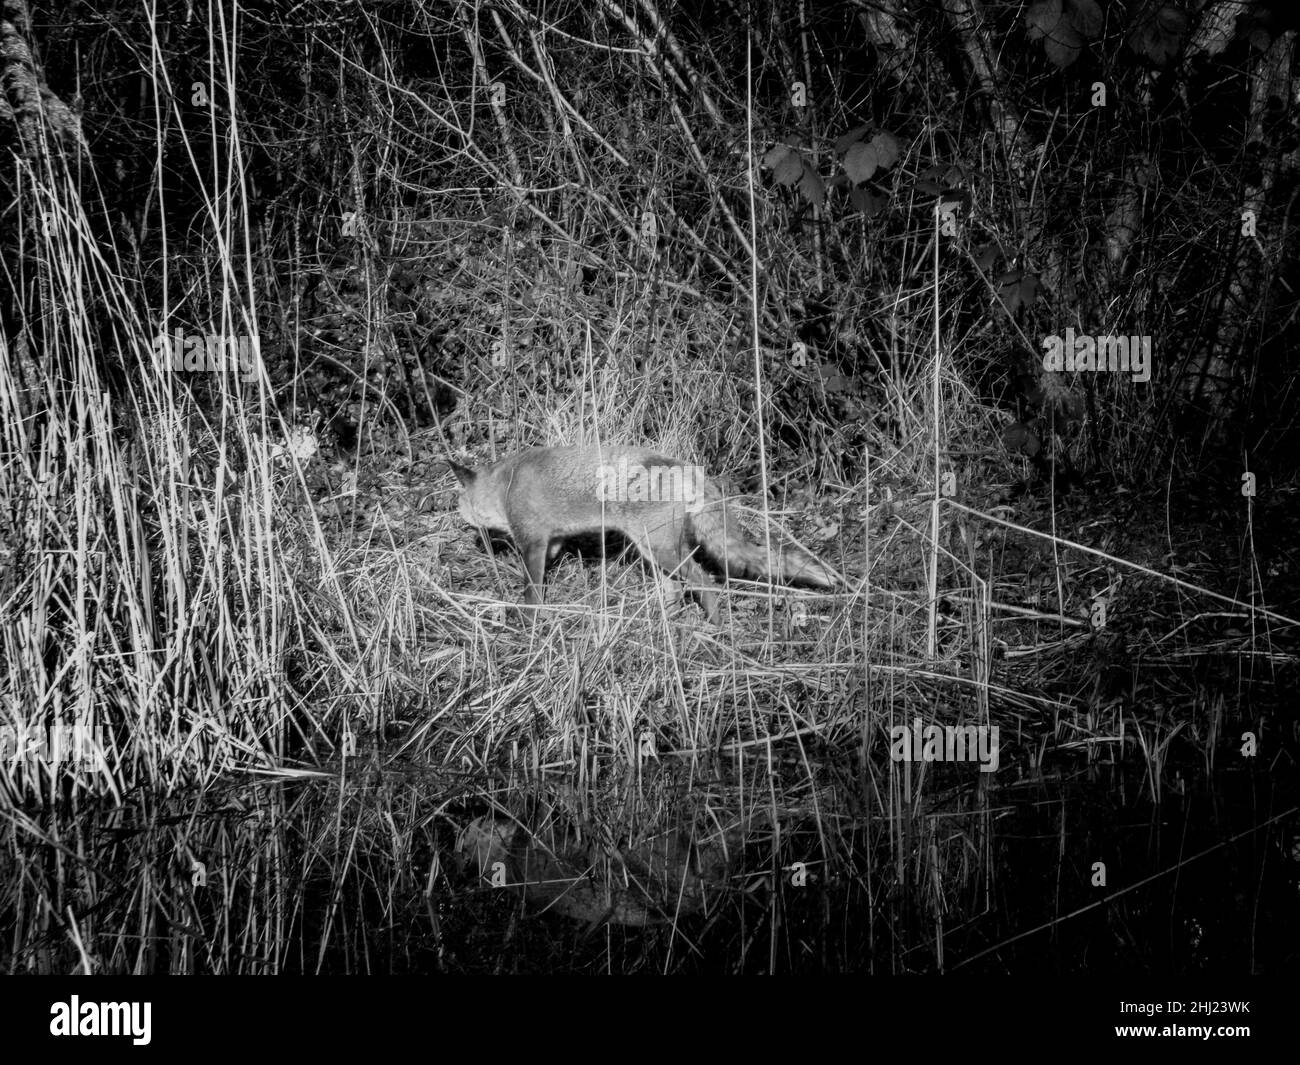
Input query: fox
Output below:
<box><xmin>450</xmin><ymin>444</ymin><xmax>840</xmax><ymax>622</ymax></box>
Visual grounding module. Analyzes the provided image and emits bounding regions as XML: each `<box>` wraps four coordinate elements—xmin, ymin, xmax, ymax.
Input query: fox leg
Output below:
<box><xmin>678</xmin><ymin>552</ymin><xmax>719</xmax><ymax>623</ymax></box>
<box><xmin>520</xmin><ymin>539</ymin><xmax>557</xmax><ymax>605</ymax></box>
<box><xmin>640</xmin><ymin>534</ymin><xmax>718</xmax><ymax>624</ymax></box>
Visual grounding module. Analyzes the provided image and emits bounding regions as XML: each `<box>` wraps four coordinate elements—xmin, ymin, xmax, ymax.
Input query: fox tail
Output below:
<box><xmin>686</xmin><ymin>498</ymin><xmax>839</xmax><ymax>589</ymax></box>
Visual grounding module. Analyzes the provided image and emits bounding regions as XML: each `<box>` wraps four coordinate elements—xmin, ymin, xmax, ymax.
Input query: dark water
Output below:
<box><xmin>435</xmin><ymin>749</ymin><xmax>1300</xmax><ymax>974</ymax></box>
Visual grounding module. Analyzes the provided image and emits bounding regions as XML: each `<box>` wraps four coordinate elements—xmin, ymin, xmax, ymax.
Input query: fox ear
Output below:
<box><xmin>448</xmin><ymin>460</ymin><xmax>476</xmax><ymax>487</ymax></box>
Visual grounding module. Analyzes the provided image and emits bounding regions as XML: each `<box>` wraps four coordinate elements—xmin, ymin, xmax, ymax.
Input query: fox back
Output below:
<box><xmin>451</xmin><ymin>444</ymin><xmax>838</xmax><ymax>621</ymax></box>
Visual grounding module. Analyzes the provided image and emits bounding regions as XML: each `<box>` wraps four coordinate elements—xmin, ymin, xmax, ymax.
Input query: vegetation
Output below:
<box><xmin>1</xmin><ymin>0</ymin><xmax>1297</xmax><ymax>973</ymax></box>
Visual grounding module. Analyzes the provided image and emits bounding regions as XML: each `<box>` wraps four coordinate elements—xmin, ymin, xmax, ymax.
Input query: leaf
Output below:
<box><xmin>1072</xmin><ymin>0</ymin><xmax>1103</xmax><ymax>36</ymax></box>
<box><xmin>1027</xmin><ymin>1</ymin><xmax>1065</xmax><ymax>39</ymax></box>
<box><xmin>973</xmin><ymin>243</ymin><xmax>1001</xmax><ymax>272</ymax></box>
<box><xmin>1127</xmin><ymin>5</ymin><xmax>1188</xmax><ymax>66</ymax></box>
<box><xmin>1026</xmin><ymin>0</ymin><xmax>1102</xmax><ymax>69</ymax></box>
<box><xmin>843</xmin><ymin>141</ymin><xmax>880</xmax><ymax>184</ymax></box>
<box><xmin>916</xmin><ymin>164</ymin><xmax>949</xmax><ymax>196</ymax></box>
<box><xmin>824</xmin><ymin>373</ymin><xmax>855</xmax><ymax>393</ymax></box>
<box><xmin>842</xmin><ymin>130</ymin><xmax>901</xmax><ymax>185</ymax></box>
<box><xmin>762</xmin><ymin>144</ymin><xmax>790</xmax><ymax>170</ymax></box>
<box><xmin>1017</xmin><ymin>273</ymin><xmax>1041</xmax><ymax>307</ymax></box>
<box><xmin>773</xmin><ymin>149</ymin><xmax>805</xmax><ymax>187</ymax></box>
<box><xmin>996</xmin><ymin>270</ymin><xmax>1040</xmax><ymax>314</ymax></box>
<box><xmin>1002</xmin><ymin>422</ymin><xmax>1041</xmax><ymax>458</ymax></box>
<box><xmin>868</xmin><ymin>131</ymin><xmax>901</xmax><ymax>170</ymax></box>
<box><xmin>834</xmin><ymin>125</ymin><xmax>872</xmax><ymax>154</ymax></box>
<box><xmin>849</xmin><ymin>186</ymin><xmax>888</xmax><ymax>216</ymax></box>
<box><xmin>798</xmin><ymin>166</ymin><xmax>826</xmax><ymax>207</ymax></box>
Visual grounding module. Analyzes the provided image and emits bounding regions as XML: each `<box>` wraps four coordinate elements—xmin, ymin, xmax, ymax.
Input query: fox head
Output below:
<box><xmin>449</xmin><ymin>459</ymin><xmax>509</xmax><ymax>531</ymax></box>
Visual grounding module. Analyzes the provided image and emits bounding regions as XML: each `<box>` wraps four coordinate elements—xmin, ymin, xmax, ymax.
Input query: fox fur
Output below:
<box><xmin>450</xmin><ymin>444</ymin><xmax>839</xmax><ymax>622</ymax></box>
